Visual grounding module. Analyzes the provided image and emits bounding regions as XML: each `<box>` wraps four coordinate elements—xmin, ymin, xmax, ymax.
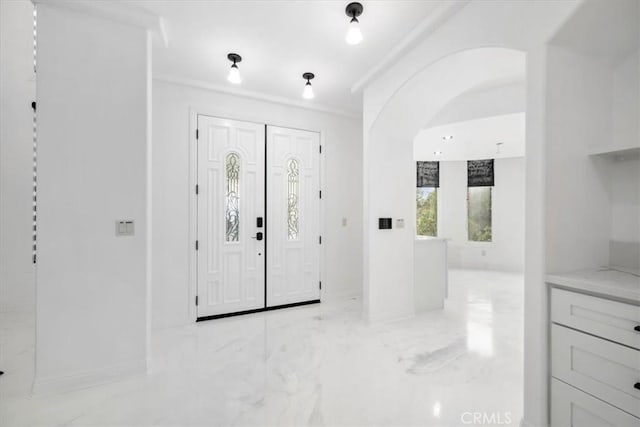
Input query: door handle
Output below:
<box><xmin>251</xmin><ymin>232</ymin><xmax>263</xmax><ymax>241</ymax></box>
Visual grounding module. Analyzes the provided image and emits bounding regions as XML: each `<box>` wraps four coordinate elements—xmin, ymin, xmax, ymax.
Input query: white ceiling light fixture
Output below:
<box><xmin>227</xmin><ymin>53</ymin><xmax>242</xmax><ymax>84</ymax></box>
<box><xmin>302</xmin><ymin>72</ymin><xmax>315</xmax><ymax>99</ymax></box>
<box><xmin>442</xmin><ymin>135</ymin><xmax>454</xmax><ymax>141</ymax></box>
<box><xmin>345</xmin><ymin>2</ymin><xmax>363</xmax><ymax>45</ymax></box>
<box><xmin>433</xmin><ymin>151</ymin><xmax>443</xmax><ymax>156</ymax></box>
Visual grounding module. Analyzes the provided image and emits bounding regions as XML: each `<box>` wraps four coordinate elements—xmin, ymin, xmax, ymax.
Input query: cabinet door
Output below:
<box><xmin>552</xmin><ymin>325</ymin><xmax>640</xmax><ymax>418</ymax></box>
<box><xmin>551</xmin><ymin>379</ymin><xmax>640</xmax><ymax>427</ymax></box>
<box><xmin>551</xmin><ymin>288</ymin><xmax>640</xmax><ymax>350</ymax></box>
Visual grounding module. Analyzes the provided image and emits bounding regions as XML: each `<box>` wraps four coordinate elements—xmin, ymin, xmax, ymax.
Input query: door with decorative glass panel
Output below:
<box><xmin>197</xmin><ymin>116</ymin><xmax>266</xmax><ymax>317</ymax></box>
<box><xmin>196</xmin><ymin>117</ymin><xmax>320</xmax><ymax>318</ymax></box>
<box><xmin>266</xmin><ymin>125</ymin><xmax>320</xmax><ymax>307</ymax></box>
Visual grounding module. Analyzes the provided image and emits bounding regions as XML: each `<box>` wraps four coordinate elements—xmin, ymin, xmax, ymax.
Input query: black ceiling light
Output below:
<box><xmin>345</xmin><ymin>2</ymin><xmax>363</xmax><ymax>45</ymax></box>
<box><xmin>227</xmin><ymin>53</ymin><xmax>242</xmax><ymax>84</ymax></box>
<box><xmin>302</xmin><ymin>72</ymin><xmax>315</xmax><ymax>99</ymax></box>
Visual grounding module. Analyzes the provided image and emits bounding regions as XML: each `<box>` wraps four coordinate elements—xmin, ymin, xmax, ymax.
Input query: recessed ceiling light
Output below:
<box><xmin>345</xmin><ymin>2</ymin><xmax>363</xmax><ymax>45</ymax></box>
<box><xmin>433</xmin><ymin>151</ymin><xmax>443</xmax><ymax>156</ymax></box>
<box><xmin>302</xmin><ymin>72</ymin><xmax>315</xmax><ymax>99</ymax></box>
<box><xmin>442</xmin><ymin>135</ymin><xmax>454</xmax><ymax>141</ymax></box>
<box><xmin>227</xmin><ymin>53</ymin><xmax>242</xmax><ymax>84</ymax></box>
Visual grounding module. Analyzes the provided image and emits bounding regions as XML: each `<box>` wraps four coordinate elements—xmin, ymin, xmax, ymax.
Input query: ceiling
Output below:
<box><xmin>127</xmin><ymin>0</ymin><xmax>447</xmax><ymax>116</ymax></box>
<box><xmin>414</xmin><ymin>113</ymin><xmax>525</xmax><ymax>161</ymax></box>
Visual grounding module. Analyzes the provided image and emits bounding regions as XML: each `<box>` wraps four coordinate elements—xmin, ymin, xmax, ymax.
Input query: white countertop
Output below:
<box><xmin>547</xmin><ymin>267</ymin><xmax>640</xmax><ymax>303</ymax></box>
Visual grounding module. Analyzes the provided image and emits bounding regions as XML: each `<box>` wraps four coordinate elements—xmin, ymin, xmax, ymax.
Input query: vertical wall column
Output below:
<box><xmin>0</xmin><ymin>0</ymin><xmax>36</xmax><ymax>310</ymax></box>
<box><xmin>34</xmin><ymin>2</ymin><xmax>153</xmax><ymax>392</ymax></box>
<box><xmin>364</xmin><ymin>126</ymin><xmax>416</xmax><ymax>322</ymax></box>
<box><xmin>523</xmin><ymin>45</ymin><xmax>548</xmax><ymax>427</ymax></box>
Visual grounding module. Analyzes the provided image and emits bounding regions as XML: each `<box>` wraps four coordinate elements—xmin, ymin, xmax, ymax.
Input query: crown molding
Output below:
<box><xmin>31</xmin><ymin>0</ymin><xmax>169</xmax><ymax>47</ymax></box>
<box><xmin>350</xmin><ymin>0</ymin><xmax>470</xmax><ymax>94</ymax></box>
<box><xmin>154</xmin><ymin>75</ymin><xmax>362</xmax><ymax>120</ymax></box>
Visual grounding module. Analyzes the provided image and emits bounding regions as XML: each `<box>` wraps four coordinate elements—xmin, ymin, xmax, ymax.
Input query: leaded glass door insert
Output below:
<box><xmin>225</xmin><ymin>152</ymin><xmax>240</xmax><ymax>242</ymax></box>
<box><xmin>287</xmin><ymin>158</ymin><xmax>300</xmax><ymax>240</ymax></box>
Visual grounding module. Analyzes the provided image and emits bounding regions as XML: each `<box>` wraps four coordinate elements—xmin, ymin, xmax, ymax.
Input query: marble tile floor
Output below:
<box><xmin>0</xmin><ymin>269</ymin><xmax>523</xmax><ymax>426</ymax></box>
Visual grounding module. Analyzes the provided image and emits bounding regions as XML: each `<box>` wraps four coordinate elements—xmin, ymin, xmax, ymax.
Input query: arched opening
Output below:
<box><xmin>364</xmin><ymin>47</ymin><xmax>527</xmax><ymax>319</ymax></box>
<box><xmin>363</xmin><ymin>46</ymin><xmax>527</xmax><ymax>421</ymax></box>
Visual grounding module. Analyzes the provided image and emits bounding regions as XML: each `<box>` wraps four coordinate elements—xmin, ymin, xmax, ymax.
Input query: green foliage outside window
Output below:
<box><xmin>468</xmin><ymin>186</ymin><xmax>492</xmax><ymax>242</ymax></box>
<box><xmin>416</xmin><ymin>188</ymin><xmax>437</xmax><ymax>237</ymax></box>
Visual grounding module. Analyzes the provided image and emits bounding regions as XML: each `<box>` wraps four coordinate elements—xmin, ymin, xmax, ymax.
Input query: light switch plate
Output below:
<box><xmin>115</xmin><ymin>220</ymin><xmax>134</xmax><ymax>236</ymax></box>
<box><xmin>396</xmin><ymin>218</ymin><xmax>405</xmax><ymax>229</ymax></box>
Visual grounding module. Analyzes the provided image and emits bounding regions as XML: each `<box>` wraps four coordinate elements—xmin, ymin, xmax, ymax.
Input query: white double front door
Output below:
<box><xmin>196</xmin><ymin>115</ymin><xmax>320</xmax><ymax>318</ymax></box>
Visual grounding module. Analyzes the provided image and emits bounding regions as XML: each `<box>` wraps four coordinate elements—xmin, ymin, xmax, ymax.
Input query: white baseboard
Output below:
<box><xmin>320</xmin><ymin>289</ymin><xmax>362</xmax><ymax>302</ymax></box>
<box><xmin>31</xmin><ymin>358</ymin><xmax>146</xmax><ymax>396</ymax></box>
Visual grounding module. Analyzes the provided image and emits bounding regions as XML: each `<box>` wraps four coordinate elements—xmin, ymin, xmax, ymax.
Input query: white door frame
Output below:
<box><xmin>188</xmin><ymin>108</ymin><xmax>324</xmax><ymax>323</ymax></box>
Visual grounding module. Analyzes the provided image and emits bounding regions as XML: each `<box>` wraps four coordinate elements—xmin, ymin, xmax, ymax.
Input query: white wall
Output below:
<box><xmin>611</xmin><ymin>156</ymin><xmax>640</xmax><ymax>243</ymax></box>
<box><xmin>610</xmin><ymin>50</ymin><xmax>640</xmax><ymax>245</ymax></box>
<box><xmin>415</xmin><ymin>113</ymin><xmax>525</xmax><ymax>161</ymax></box>
<box><xmin>152</xmin><ymin>80</ymin><xmax>363</xmax><ymax>329</ymax></box>
<box><xmin>523</xmin><ymin>45</ymin><xmax>550</xmax><ymax>427</ymax></box>
<box><xmin>612</xmin><ymin>50</ymin><xmax>639</xmax><ymax>149</ymax></box>
<box><xmin>436</xmin><ymin>158</ymin><xmax>525</xmax><ymax>272</ymax></box>
<box><xmin>0</xmin><ymin>0</ymin><xmax>36</xmax><ymax>310</ymax></box>
<box><xmin>34</xmin><ymin>4</ymin><xmax>151</xmax><ymax>392</ymax></box>
<box><xmin>545</xmin><ymin>46</ymin><xmax>613</xmax><ymax>273</ymax></box>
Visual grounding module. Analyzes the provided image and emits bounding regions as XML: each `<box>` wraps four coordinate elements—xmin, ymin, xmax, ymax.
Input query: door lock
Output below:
<box><xmin>251</xmin><ymin>232</ymin><xmax>263</xmax><ymax>241</ymax></box>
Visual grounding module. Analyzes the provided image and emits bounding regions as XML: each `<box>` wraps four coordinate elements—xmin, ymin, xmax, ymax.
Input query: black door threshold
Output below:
<box><xmin>196</xmin><ymin>299</ymin><xmax>320</xmax><ymax>322</ymax></box>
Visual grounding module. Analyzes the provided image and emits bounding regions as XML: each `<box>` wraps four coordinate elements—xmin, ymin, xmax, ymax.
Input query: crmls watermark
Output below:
<box><xmin>460</xmin><ymin>412</ymin><xmax>513</xmax><ymax>425</ymax></box>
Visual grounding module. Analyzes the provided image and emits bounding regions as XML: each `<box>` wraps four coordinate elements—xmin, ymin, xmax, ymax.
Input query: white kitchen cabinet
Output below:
<box><xmin>549</xmin><ymin>275</ymin><xmax>640</xmax><ymax>427</ymax></box>
<box><xmin>551</xmin><ymin>287</ymin><xmax>640</xmax><ymax>350</ymax></box>
<box><xmin>551</xmin><ymin>324</ymin><xmax>640</xmax><ymax>418</ymax></box>
<box><xmin>551</xmin><ymin>379</ymin><xmax>640</xmax><ymax>427</ymax></box>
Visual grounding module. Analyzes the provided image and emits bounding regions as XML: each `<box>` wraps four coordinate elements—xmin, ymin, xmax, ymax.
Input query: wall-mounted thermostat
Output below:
<box><xmin>396</xmin><ymin>219</ymin><xmax>405</xmax><ymax>229</ymax></box>
<box><xmin>115</xmin><ymin>220</ymin><xmax>135</xmax><ymax>236</ymax></box>
<box><xmin>378</xmin><ymin>218</ymin><xmax>392</xmax><ymax>229</ymax></box>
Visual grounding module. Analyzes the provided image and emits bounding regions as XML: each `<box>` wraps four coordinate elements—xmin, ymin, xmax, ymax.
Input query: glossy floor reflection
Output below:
<box><xmin>0</xmin><ymin>269</ymin><xmax>523</xmax><ymax>426</ymax></box>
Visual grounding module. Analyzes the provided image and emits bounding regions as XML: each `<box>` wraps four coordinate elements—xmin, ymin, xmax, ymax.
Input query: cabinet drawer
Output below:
<box><xmin>551</xmin><ymin>287</ymin><xmax>640</xmax><ymax>350</ymax></box>
<box><xmin>551</xmin><ymin>379</ymin><xmax>640</xmax><ymax>427</ymax></box>
<box><xmin>552</xmin><ymin>325</ymin><xmax>640</xmax><ymax>418</ymax></box>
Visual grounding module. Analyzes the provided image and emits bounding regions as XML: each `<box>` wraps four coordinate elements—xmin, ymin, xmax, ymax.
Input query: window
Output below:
<box><xmin>416</xmin><ymin>161</ymin><xmax>439</xmax><ymax>237</ymax></box>
<box><xmin>416</xmin><ymin>187</ymin><xmax>437</xmax><ymax>237</ymax></box>
<box><xmin>225</xmin><ymin>152</ymin><xmax>240</xmax><ymax>242</ymax></box>
<box><xmin>467</xmin><ymin>186</ymin><xmax>492</xmax><ymax>241</ymax></box>
<box><xmin>287</xmin><ymin>158</ymin><xmax>299</xmax><ymax>240</ymax></box>
<box><xmin>467</xmin><ymin>159</ymin><xmax>494</xmax><ymax>242</ymax></box>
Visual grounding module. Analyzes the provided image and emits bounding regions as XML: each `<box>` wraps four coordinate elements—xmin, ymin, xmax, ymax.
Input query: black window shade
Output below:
<box><xmin>417</xmin><ymin>161</ymin><xmax>439</xmax><ymax>188</ymax></box>
<box><xmin>467</xmin><ymin>159</ymin><xmax>494</xmax><ymax>187</ymax></box>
